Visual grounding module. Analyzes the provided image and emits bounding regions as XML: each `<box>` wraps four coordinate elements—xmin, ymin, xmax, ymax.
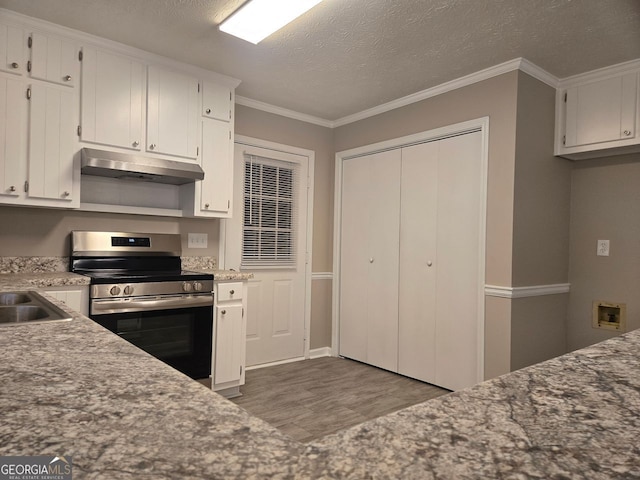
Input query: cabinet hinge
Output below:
<box><xmin>77</xmin><ymin>125</ymin><xmax>82</xmax><ymax>137</ymax></box>
<box><xmin>229</xmin><ymin>130</ymin><xmax>231</xmax><ymax>140</ymax></box>
<box><xmin>27</xmin><ymin>60</ymin><xmax>31</xmax><ymax>73</ymax></box>
<box><xmin>229</xmin><ymin>92</ymin><xmax>232</xmax><ymax>101</ymax></box>
<box><xmin>28</xmin><ymin>36</ymin><xmax>32</xmax><ymax>49</ymax></box>
<box><xmin>242</xmin><ymin>307</ymin><xmax>244</xmax><ymax>317</ymax></box>
<box><xmin>197</xmin><ymin>83</ymin><xmax>200</xmax><ymax>93</ymax></box>
<box><xmin>196</xmin><ymin>146</ymin><xmax>199</xmax><ymax>156</ymax></box>
<box><xmin>229</xmin><ymin>110</ymin><xmax>231</xmax><ymax>120</ymax></box>
<box><xmin>24</xmin><ymin>181</ymin><xmax>29</xmax><ymax>193</ymax></box>
<box><xmin>26</xmin><ymin>88</ymin><xmax>31</xmax><ymax>100</ymax></box>
<box><xmin>564</xmin><ymin>92</ymin><xmax>567</xmax><ymax>103</ymax></box>
<box><xmin>78</xmin><ymin>50</ymin><xmax>83</xmax><ymax>61</ymax></box>
<box><xmin>228</xmin><ymin>200</ymin><xmax>230</xmax><ymax>209</ymax></box>
<box><xmin>562</xmin><ymin>135</ymin><xmax>566</xmax><ymax>146</ymax></box>
<box><xmin>240</xmin><ymin>366</ymin><xmax>243</xmax><ymax>375</ymax></box>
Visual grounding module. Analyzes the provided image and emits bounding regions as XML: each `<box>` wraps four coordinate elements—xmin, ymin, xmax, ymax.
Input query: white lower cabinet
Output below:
<box><xmin>212</xmin><ymin>280</ymin><xmax>247</xmax><ymax>397</ymax></box>
<box><xmin>43</xmin><ymin>286</ymin><xmax>89</xmax><ymax>316</ymax></box>
<box><xmin>339</xmin><ymin>131</ymin><xmax>483</xmax><ymax>392</ymax></box>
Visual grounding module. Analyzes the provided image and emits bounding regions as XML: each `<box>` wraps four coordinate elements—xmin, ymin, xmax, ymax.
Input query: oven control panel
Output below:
<box><xmin>92</xmin><ymin>280</ymin><xmax>213</xmax><ymax>299</ymax></box>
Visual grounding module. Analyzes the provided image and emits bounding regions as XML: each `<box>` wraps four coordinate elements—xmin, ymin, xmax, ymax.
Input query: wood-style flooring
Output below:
<box><xmin>230</xmin><ymin>356</ymin><xmax>450</xmax><ymax>443</ymax></box>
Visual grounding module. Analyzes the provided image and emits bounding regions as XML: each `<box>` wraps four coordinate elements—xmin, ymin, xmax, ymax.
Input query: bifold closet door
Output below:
<box><xmin>398</xmin><ymin>131</ymin><xmax>482</xmax><ymax>391</ymax></box>
<box><xmin>339</xmin><ymin>150</ymin><xmax>401</xmax><ymax>372</ymax></box>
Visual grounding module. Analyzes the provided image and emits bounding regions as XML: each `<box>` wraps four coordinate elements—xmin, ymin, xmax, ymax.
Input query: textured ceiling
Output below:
<box><xmin>0</xmin><ymin>0</ymin><xmax>639</xmax><ymax>121</ymax></box>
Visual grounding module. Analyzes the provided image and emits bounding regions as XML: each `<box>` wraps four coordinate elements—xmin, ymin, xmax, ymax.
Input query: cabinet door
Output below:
<box><xmin>27</xmin><ymin>83</ymin><xmax>75</xmax><ymax>201</ymax></box>
<box><xmin>199</xmin><ymin>118</ymin><xmax>231</xmax><ymax>215</ymax></box>
<box><xmin>339</xmin><ymin>150</ymin><xmax>401</xmax><ymax>372</ymax></box>
<box><xmin>0</xmin><ymin>22</ymin><xmax>24</xmax><ymax>75</ymax></box>
<box><xmin>0</xmin><ymin>76</ymin><xmax>27</xmax><ymax>197</ymax></box>
<box><xmin>80</xmin><ymin>47</ymin><xmax>143</xmax><ymax>150</ymax></box>
<box><xmin>565</xmin><ymin>73</ymin><xmax>637</xmax><ymax>147</ymax></box>
<box><xmin>28</xmin><ymin>32</ymin><xmax>77</xmax><ymax>87</ymax></box>
<box><xmin>214</xmin><ymin>304</ymin><xmax>243</xmax><ymax>384</ymax></box>
<box><xmin>202</xmin><ymin>81</ymin><xmax>231</xmax><ymax>122</ymax></box>
<box><xmin>43</xmin><ymin>288</ymin><xmax>87</xmax><ymax>316</ymax></box>
<box><xmin>147</xmin><ymin>66</ymin><xmax>199</xmax><ymax>159</ymax></box>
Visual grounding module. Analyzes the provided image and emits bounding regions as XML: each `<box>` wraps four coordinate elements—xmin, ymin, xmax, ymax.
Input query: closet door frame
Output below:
<box><xmin>332</xmin><ymin>117</ymin><xmax>489</xmax><ymax>385</ymax></box>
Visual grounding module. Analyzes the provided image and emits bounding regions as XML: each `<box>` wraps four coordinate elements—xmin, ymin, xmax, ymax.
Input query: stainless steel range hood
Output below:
<box><xmin>80</xmin><ymin>148</ymin><xmax>204</xmax><ymax>185</ymax></box>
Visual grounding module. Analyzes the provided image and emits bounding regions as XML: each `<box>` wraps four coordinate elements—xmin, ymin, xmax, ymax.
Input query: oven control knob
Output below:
<box><xmin>110</xmin><ymin>285</ymin><xmax>121</xmax><ymax>296</ymax></box>
<box><xmin>124</xmin><ymin>285</ymin><xmax>134</xmax><ymax>296</ymax></box>
<box><xmin>193</xmin><ymin>282</ymin><xmax>203</xmax><ymax>292</ymax></box>
<box><xmin>183</xmin><ymin>282</ymin><xmax>193</xmax><ymax>292</ymax></box>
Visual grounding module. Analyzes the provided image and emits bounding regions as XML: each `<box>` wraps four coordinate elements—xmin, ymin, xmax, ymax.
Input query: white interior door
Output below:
<box><xmin>225</xmin><ymin>142</ymin><xmax>310</xmax><ymax>367</ymax></box>
<box><xmin>339</xmin><ymin>149</ymin><xmax>401</xmax><ymax>372</ymax></box>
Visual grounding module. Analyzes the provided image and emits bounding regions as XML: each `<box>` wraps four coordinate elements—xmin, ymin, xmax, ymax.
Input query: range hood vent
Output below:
<box><xmin>80</xmin><ymin>148</ymin><xmax>204</xmax><ymax>185</ymax></box>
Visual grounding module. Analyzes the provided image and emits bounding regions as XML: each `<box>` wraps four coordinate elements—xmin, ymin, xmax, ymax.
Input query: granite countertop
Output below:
<box><xmin>2</xmin><ymin>277</ymin><xmax>640</xmax><ymax>478</ymax></box>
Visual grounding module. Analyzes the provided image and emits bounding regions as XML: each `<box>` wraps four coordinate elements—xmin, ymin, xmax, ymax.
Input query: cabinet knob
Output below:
<box><xmin>62</xmin><ymin>191</ymin><xmax>70</xmax><ymax>197</ymax></box>
<box><xmin>10</xmin><ymin>62</ymin><xmax>19</xmax><ymax>69</ymax></box>
<box><xmin>221</xmin><ymin>310</ymin><xmax>226</xmax><ymax>315</ymax></box>
<box><xmin>369</xmin><ymin>257</ymin><xmax>374</xmax><ymax>263</ymax></box>
<box><xmin>149</xmin><ymin>143</ymin><xmax>156</xmax><ymax>150</ymax></box>
<box><xmin>9</xmin><ymin>185</ymin><xmax>15</xmax><ymax>192</ymax></box>
<box><xmin>623</xmin><ymin>130</ymin><xmax>632</xmax><ymax>136</ymax></box>
<box><xmin>206</xmin><ymin>108</ymin><xmax>211</xmax><ymax>114</ymax></box>
<box><xmin>204</xmin><ymin>203</ymin><xmax>210</xmax><ymax>209</ymax></box>
<box><xmin>229</xmin><ymin>289</ymin><xmax>235</xmax><ymax>295</ymax></box>
<box><xmin>132</xmin><ymin>140</ymin><xmax>139</xmax><ymax>147</ymax></box>
<box><xmin>427</xmin><ymin>261</ymin><xmax>433</xmax><ymax>267</ymax></box>
<box><xmin>64</xmin><ymin>75</ymin><xmax>72</xmax><ymax>82</ymax></box>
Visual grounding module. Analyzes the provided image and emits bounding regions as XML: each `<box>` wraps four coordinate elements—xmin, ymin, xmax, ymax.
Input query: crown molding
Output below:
<box><xmin>485</xmin><ymin>283</ymin><xmax>570</xmax><ymax>299</ymax></box>
<box><xmin>238</xmin><ymin>58</ymin><xmax>559</xmax><ymax>128</ymax></box>
<box><xmin>558</xmin><ymin>58</ymin><xmax>640</xmax><ymax>88</ymax></box>
<box><xmin>235</xmin><ymin>96</ymin><xmax>335</xmax><ymax>128</ymax></box>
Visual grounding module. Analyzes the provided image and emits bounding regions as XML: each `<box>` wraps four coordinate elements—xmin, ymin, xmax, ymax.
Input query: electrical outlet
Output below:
<box><xmin>188</xmin><ymin>233</ymin><xmax>208</xmax><ymax>249</ymax></box>
<box><xmin>597</xmin><ymin>239</ymin><xmax>610</xmax><ymax>257</ymax></box>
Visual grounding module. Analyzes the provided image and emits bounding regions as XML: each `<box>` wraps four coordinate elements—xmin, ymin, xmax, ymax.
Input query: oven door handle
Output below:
<box><xmin>91</xmin><ymin>294</ymin><xmax>214</xmax><ymax>315</ymax></box>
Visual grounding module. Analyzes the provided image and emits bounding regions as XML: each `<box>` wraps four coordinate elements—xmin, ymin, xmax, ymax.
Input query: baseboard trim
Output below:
<box><xmin>485</xmin><ymin>283</ymin><xmax>571</xmax><ymax>299</ymax></box>
<box><xmin>309</xmin><ymin>347</ymin><xmax>332</xmax><ymax>359</ymax></box>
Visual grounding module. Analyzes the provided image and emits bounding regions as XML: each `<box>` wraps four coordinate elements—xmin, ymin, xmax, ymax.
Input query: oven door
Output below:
<box><xmin>91</xmin><ymin>304</ymin><xmax>213</xmax><ymax>379</ymax></box>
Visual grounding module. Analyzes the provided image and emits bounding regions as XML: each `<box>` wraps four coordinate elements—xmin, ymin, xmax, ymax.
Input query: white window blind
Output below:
<box><xmin>242</xmin><ymin>154</ymin><xmax>298</xmax><ymax>268</ymax></box>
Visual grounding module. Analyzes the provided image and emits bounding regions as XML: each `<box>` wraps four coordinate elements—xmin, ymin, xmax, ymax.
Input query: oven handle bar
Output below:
<box><xmin>91</xmin><ymin>294</ymin><xmax>213</xmax><ymax>315</ymax></box>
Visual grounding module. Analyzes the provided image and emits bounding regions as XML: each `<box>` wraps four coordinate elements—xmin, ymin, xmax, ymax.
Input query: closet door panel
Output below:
<box><xmin>398</xmin><ymin>140</ymin><xmax>438</xmax><ymax>383</ymax></box>
<box><xmin>366</xmin><ymin>150</ymin><xmax>401</xmax><ymax>372</ymax></box>
<box><xmin>339</xmin><ymin>156</ymin><xmax>371</xmax><ymax>363</ymax></box>
<box><xmin>434</xmin><ymin>131</ymin><xmax>482</xmax><ymax>391</ymax></box>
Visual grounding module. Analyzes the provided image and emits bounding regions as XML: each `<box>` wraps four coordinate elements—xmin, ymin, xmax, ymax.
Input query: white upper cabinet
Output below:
<box><xmin>27</xmin><ymin>83</ymin><xmax>76</xmax><ymax>202</ymax></box>
<box><xmin>202</xmin><ymin>81</ymin><xmax>232</xmax><ymax>122</ymax></box>
<box><xmin>556</xmin><ymin>66</ymin><xmax>640</xmax><ymax>160</ymax></box>
<box><xmin>0</xmin><ymin>75</ymin><xmax>27</xmax><ymax>197</ymax></box>
<box><xmin>0</xmin><ymin>22</ymin><xmax>25</xmax><ymax>75</ymax></box>
<box><xmin>147</xmin><ymin>66</ymin><xmax>199</xmax><ymax>160</ymax></box>
<box><xmin>197</xmin><ymin>118</ymin><xmax>232</xmax><ymax>216</ymax></box>
<box><xmin>80</xmin><ymin>46</ymin><xmax>143</xmax><ymax>150</ymax></box>
<box><xmin>28</xmin><ymin>31</ymin><xmax>78</xmax><ymax>87</ymax></box>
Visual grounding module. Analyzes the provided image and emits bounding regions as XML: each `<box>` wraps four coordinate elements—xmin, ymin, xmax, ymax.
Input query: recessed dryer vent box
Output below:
<box><xmin>592</xmin><ymin>301</ymin><xmax>627</xmax><ymax>332</ymax></box>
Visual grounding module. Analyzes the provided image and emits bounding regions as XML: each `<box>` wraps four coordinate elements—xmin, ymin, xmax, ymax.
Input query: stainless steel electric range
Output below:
<box><xmin>71</xmin><ymin>231</ymin><xmax>214</xmax><ymax>379</ymax></box>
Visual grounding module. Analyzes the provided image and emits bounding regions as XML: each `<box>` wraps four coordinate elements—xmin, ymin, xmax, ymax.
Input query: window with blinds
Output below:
<box><xmin>242</xmin><ymin>155</ymin><xmax>297</xmax><ymax>268</ymax></box>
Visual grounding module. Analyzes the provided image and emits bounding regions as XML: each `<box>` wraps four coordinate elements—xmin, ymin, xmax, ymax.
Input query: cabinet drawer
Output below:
<box><xmin>216</xmin><ymin>282</ymin><xmax>243</xmax><ymax>302</ymax></box>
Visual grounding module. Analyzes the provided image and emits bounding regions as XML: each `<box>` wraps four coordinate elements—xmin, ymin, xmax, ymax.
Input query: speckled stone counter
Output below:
<box><xmin>0</xmin><ymin>272</ymin><xmax>90</xmax><ymax>289</ymax></box>
<box><xmin>2</xmin><ymin>276</ymin><xmax>640</xmax><ymax>478</ymax></box>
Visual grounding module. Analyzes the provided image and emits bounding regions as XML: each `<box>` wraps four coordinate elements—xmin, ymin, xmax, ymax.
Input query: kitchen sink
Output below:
<box><xmin>0</xmin><ymin>291</ymin><xmax>73</xmax><ymax>326</ymax></box>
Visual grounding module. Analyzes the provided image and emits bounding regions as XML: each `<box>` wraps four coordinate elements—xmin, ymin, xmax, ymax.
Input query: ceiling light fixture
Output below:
<box><xmin>219</xmin><ymin>0</ymin><xmax>324</xmax><ymax>44</ymax></box>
